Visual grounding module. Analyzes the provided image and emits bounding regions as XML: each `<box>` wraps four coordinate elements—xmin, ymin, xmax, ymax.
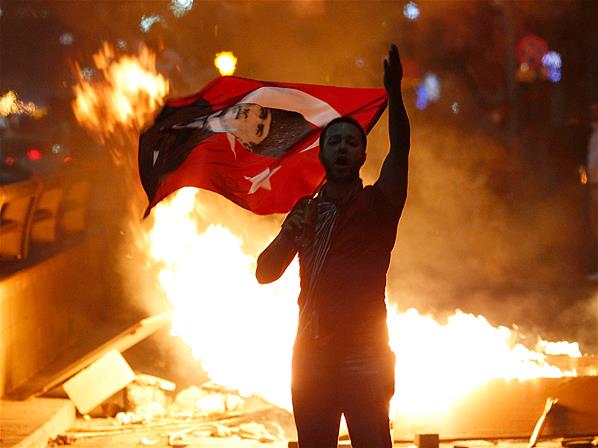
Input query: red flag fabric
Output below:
<box><xmin>138</xmin><ymin>76</ymin><xmax>387</xmax><ymax>216</ymax></box>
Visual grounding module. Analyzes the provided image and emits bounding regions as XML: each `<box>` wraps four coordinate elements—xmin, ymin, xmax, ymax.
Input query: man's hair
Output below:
<box><xmin>251</xmin><ymin>108</ymin><xmax>313</xmax><ymax>158</ymax></box>
<box><xmin>319</xmin><ymin>116</ymin><xmax>367</xmax><ymax>151</ymax></box>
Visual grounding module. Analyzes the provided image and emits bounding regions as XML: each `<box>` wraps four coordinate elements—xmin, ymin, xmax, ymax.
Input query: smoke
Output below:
<box><xmin>32</xmin><ymin>0</ymin><xmax>595</xmax><ymax>354</ymax></box>
<box><xmin>380</xmin><ymin>115</ymin><xmax>597</xmax><ymax>352</ymax></box>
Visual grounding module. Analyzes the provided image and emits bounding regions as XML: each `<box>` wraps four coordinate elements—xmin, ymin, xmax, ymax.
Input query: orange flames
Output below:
<box><xmin>72</xmin><ymin>42</ymin><xmax>169</xmax><ymax>143</ymax></box>
<box><xmin>148</xmin><ymin>189</ymin><xmax>585</xmax><ymax>417</ymax></box>
<box><xmin>0</xmin><ymin>90</ymin><xmax>46</xmax><ymax>118</ymax></box>
<box><xmin>387</xmin><ymin>308</ymin><xmax>580</xmax><ymax>416</ymax></box>
<box><xmin>149</xmin><ymin>189</ymin><xmax>299</xmax><ymax>410</ymax></box>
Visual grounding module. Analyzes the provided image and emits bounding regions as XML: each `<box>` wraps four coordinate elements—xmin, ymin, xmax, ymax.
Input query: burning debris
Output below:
<box><xmin>0</xmin><ymin>90</ymin><xmax>47</xmax><ymax>117</ymax></box>
<box><xmin>54</xmin><ymin>373</ymin><xmax>598</xmax><ymax>446</ymax></box>
<box><xmin>35</xmin><ymin>313</ymin><xmax>293</xmax><ymax>445</ymax></box>
<box><xmin>72</xmin><ymin>42</ymin><xmax>169</xmax><ymax>144</ymax></box>
<box><xmin>59</xmin><ymin>377</ymin><xmax>294</xmax><ymax>447</ymax></box>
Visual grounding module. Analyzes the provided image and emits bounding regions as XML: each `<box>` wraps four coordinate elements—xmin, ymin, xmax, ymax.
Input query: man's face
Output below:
<box><xmin>319</xmin><ymin>122</ymin><xmax>366</xmax><ymax>183</ymax></box>
<box><xmin>220</xmin><ymin>103</ymin><xmax>272</xmax><ymax>150</ymax></box>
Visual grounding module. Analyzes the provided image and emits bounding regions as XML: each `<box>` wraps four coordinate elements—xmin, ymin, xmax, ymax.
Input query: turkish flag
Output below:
<box><xmin>138</xmin><ymin>76</ymin><xmax>387</xmax><ymax>216</ymax></box>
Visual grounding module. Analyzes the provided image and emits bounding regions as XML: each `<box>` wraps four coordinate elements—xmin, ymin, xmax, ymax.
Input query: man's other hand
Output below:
<box><xmin>281</xmin><ymin>207</ymin><xmax>306</xmax><ymax>243</ymax></box>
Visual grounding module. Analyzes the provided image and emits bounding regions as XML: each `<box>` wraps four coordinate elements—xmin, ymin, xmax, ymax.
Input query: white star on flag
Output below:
<box><xmin>244</xmin><ymin>166</ymin><xmax>282</xmax><ymax>195</ymax></box>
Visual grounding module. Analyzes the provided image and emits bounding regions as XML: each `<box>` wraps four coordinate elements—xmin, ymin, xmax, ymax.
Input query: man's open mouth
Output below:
<box><xmin>334</xmin><ymin>157</ymin><xmax>349</xmax><ymax>167</ymax></box>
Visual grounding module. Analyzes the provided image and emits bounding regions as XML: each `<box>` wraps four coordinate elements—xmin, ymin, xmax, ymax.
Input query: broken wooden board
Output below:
<box><xmin>7</xmin><ymin>312</ymin><xmax>171</xmax><ymax>400</ymax></box>
<box><xmin>528</xmin><ymin>397</ymin><xmax>558</xmax><ymax>448</ymax></box>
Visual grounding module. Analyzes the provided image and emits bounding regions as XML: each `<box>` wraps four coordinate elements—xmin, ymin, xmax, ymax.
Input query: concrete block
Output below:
<box><xmin>415</xmin><ymin>433</ymin><xmax>439</xmax><ymax>448</ymax></box>
<box><xmin>63</xmin><ymin>349</ymin><xmax>135</xmax><ymax>414</ymax></box>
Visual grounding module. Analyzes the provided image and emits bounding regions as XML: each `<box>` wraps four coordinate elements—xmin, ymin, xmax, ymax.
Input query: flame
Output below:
<box><xmin>149</xmin><ymin>189</ymin><xmax>299</xmax><ymax>410</ymax></box>
<box><xmin>72</xmin><ymin>42</ymin><xmax>169</xmax><ymax>142</ymax></box>
<box><xmin>214</xmin><ymin>51</ymin><xmax>237</xmax><ymax>76</ymax></box>
<box><xmin>579</xmin><ymin>166</ymin><xmax>588</xmax><ymax>185</ymax></box>
<box><xmin>148</xmin><ymin>188</ymin><xmax>585</xmax><ymax>417</ymax></box>
<box><xmin>0</xmin><ymin>90</ymin><xmax>46</xmax><ymax>118</ymax></box>
<box><xmin>387</xmin><ymin>308</ymin><xmax>575</xmax><ymax>416</ymax></box>
<box><xmin>536</xmin><ymin>339</ymin><xmax>582</xmax><ymax>357</ymax></box>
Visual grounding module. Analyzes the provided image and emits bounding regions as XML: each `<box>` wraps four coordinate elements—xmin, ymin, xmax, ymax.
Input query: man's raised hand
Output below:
<box><xmin>384</xmin><ymin>44</ymin><xmax>403</xmax><ymax>95</ymax></box>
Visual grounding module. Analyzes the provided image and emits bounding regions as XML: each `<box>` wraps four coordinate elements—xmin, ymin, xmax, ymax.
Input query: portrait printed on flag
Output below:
<box><xmin>171</xmin><ymin>103</ymin><xmax>313</xmax><ymax>158</ymax></box>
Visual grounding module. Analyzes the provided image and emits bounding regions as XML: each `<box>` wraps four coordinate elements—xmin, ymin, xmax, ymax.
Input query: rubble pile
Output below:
<box><xmin>59</xmin><ymin>375</ymin><xmax>294</xmax><ymax>447</ymax></box>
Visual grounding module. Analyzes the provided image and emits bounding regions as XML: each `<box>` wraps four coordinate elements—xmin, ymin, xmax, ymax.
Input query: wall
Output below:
<box><xmin>0</xmin><ymin>237</ymin><xmax>108</xmax><ymax>397</ymax></box>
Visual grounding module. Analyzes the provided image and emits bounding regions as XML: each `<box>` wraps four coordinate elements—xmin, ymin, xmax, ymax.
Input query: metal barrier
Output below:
<box><xmin>0</xmin><ymin>174</ymin><xmax>91</xmax><ymax>261</ymax></box>
<box><xmin>59</xmin><ymin>179</ymin><xmax>91</xmax><ymax>234</ymax></box>
<box><xmin>0</xmin><ymin>180</ymin><xmax>39</xmax><ymax>260</ymax></box>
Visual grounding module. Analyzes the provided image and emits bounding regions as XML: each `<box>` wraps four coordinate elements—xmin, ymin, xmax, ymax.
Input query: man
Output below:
<box><xmin>255</xmin><ymin>44</ymin><xmax>409</xmax><ymax>448</ymax></box>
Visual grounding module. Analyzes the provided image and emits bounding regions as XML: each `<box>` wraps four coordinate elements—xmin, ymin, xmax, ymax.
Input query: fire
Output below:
<box><xmin>149</xmin><ymin>189</ymin><xmax>299</xmax><ymax>410</ymax></box>
<box><xmin>72</xmin><ymin>40</ymin><xmax>587</xmax><ymax>420</ymax></box>
<box><xmin>0</xmin><ymin>90</ymin><xmax>46</xmax><ymax>118</ymax></box>
<box><xmin>536</xmin><ymin>339</ymin><xmax>582</xmax><ymax>357</ymax></box>
<box><xmin>387</xmin><ymin>307</ymin><xmax>574</xmax><ymax>416</ymax></box>
<box><xmin>579</xmin><ymin>166</ymin><xmax>588</xmax><ymax>185</ymax></box>
<box><xmin>72</xmin><ymin>42</ymin><xmax>169</xmax><ymax>142</ymax></box>
<box><xmin>214</xmin><ymin>51</ymin><xmax>237</xmax><ymax>76</ymax></box>
<box><xmin>148</xmin><ymin>188</ymin><xmax>585</xmax><ymax>417</ymax></box>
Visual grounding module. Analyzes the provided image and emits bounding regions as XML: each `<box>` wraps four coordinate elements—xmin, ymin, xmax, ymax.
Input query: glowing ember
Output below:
<box><xmin>579</xmin><ymin>166</ymin><xmax>589</xmax><ymax>185</ymax></box>
<box><xmin>72</xmin><ymin>42</ymin><xmax>169</xmax><ymax>142</ymax></box>
<box><xmin>0</xmin><ymin>90</ymin><xmax>46</xmax><ymax>118</ymax></box>
<box><xmin>148</xmin><ymin>188</ymin><xmax>584</xmax><ymax>417</ymax></box>
<box><xmin>214</xmin><ymin>51</ymin><xmax>237</xmax><ymax>76</ymax></box>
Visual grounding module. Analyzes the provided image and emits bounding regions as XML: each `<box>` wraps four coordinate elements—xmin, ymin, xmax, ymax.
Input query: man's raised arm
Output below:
<box><xmin>378</xmin><ymin>44</ymin><xmax>411</xmax><ymax>208</ymax></box>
